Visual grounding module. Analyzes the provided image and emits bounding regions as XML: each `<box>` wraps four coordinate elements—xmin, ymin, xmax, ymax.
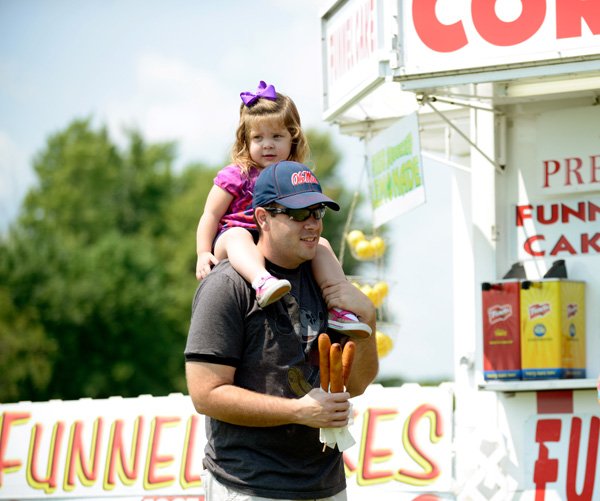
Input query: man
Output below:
<box><xmin>185</xmin><ymin>161</ymin><xmax>378</xmax><ymax>500</ymax></box>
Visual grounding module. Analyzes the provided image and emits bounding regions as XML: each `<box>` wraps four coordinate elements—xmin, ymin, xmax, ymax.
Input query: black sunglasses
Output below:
<box><xmin>264</xmin><ymin>205</ymin><xmax>327</xmax><ymax>222</ymax></box>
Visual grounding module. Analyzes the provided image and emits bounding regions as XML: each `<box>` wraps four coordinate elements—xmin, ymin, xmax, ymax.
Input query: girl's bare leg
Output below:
<box><xmin>214</xmin><ymin>228</ymin><xmax>266</xmax><ymax>283</ymax></box>
<box><xmin>312</xmin><ymin>237</ymin><xmax>347</xmax><ymax>291</ymax></box>
<box><xmin>215</xmin><ymin>227</ymin><xmax>290</xmax><ymax>306</ymax></box>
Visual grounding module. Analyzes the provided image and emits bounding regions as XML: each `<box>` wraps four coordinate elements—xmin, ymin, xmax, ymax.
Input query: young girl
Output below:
<box><xmin>195</xmin><ymin>80</ymin><xmax>371</xmax><ymax>338</ymax></box>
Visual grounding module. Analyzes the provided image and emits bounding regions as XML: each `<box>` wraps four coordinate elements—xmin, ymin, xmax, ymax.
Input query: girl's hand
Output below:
<box><xmin>196</xmin><ymin>252</ymin><xmax>219</xmax><ymax>280</ymax></box>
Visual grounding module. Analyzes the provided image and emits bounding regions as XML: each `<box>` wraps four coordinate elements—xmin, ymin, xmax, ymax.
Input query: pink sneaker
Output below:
<box><xmin>254</xmin><ymin>275</ymin><xmax>291</xmax><ymax>307</ymax></box>
<box><xmin>328</xmin><ymin>308</ymin><xmax>372</xmax><ymax>338</ymax></box>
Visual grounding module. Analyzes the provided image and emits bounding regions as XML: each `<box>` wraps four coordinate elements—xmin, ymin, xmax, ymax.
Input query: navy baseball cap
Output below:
<box><xmin>252</xmin><ymin>161</ymin><xmax>340</xmax><ymax>211</ymax></box>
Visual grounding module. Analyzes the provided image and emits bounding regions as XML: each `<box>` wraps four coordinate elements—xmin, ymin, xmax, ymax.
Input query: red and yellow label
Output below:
<box><xmin>520</xmin><ymin>280</ymin><xmax>585</xmax><ymax>379</ymax></box>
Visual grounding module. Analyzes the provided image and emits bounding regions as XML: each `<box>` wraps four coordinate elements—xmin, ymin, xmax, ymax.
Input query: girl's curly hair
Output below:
<box><xmin>231</xmin><ymin>92</ymin><xmax>309</xmax><ymax>174</ymax></box>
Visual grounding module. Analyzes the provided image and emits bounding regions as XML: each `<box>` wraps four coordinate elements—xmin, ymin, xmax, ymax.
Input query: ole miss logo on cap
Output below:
<box><xmin>291</xmin><ymin>171</ymin><xmax>319</xmax><ymax>186</ymax></box>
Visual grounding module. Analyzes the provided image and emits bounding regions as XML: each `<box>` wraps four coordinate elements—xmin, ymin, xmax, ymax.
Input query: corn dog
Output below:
<box><xmin>318</xmin><ymin>333</ymin><xmax>331</xmax><ymax>391</ymax></box>
<box><xmin>342</xmin><ymin>341</ymin><xmax>356</xmax><ymax>387</ymax></box>
<box><xmin>329</xmin><ymin>343</ymin><xmax>343</xmax><ymax>393</ymax></box>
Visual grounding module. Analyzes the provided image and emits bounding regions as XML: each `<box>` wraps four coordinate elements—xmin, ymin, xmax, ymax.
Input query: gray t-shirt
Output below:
<box><xmin>184</xmin><ymin>259</ymin><xmax>346</xmax><ymax>499</ymax></box>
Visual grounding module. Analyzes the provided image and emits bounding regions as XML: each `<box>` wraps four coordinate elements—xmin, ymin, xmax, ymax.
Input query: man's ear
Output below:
<box><xmin>255</xmin><ymin>207</ymin><xmax>269</xmax><ymax>229</ymax></box>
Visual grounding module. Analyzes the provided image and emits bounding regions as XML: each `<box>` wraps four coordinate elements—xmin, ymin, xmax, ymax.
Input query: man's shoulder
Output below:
<box><xmin>192</xmin><ymin>261</ymin><xmax>251</xmax><ymax>311</ymax></box>
<box><xmin>200</xmin><ymin>260</ymin><xmax>247</xmax><ymax>288</ymax></box>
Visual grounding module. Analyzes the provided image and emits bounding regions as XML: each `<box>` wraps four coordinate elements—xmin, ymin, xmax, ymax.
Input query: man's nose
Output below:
<box><xmin>304</xmin><ymin>215</ymin><xmax>321</xmax><ymax>227</ymax></box>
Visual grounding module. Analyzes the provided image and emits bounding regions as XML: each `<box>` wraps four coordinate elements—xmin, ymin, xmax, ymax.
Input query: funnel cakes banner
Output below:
<box><xmin>0</xmin><ymin>387</ymin><xmax>453</xmax><ymax>499</ymax></box>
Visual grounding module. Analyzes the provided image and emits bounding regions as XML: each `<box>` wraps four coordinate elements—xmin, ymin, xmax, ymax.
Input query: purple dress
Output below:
<box><xmin>214</xmin><ymin>164</ymin><xmax>261</xmax><ymax>235</ymax></box>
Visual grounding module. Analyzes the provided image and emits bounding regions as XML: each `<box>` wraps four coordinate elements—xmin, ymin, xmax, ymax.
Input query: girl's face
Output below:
<box><xmin>248</xmin><ymin>120</ymin><xmax>293</xmax><ymax>169</ymax></box>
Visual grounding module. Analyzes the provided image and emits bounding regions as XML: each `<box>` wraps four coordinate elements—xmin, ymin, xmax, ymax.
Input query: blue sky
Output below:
<box><xmin>0</xmin><ymin>0</ymin><xmax>364</xmax><ymax>229</ymax></box>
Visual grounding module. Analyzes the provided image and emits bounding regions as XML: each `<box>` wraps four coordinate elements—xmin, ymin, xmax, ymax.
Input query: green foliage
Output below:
<box><xmin>20</xmin><ymin>119</ymin><xmax>175</xmax><ymax>242</ymax></box>
<box><xmin>0</xmin><ymin>119</ymin><xmax>358</xmax><ymax>402</ymax></box>
<box><xmin>0</xmin><ymin>282</ymin><xmax>56</xmax><ymax>402</ymax></box>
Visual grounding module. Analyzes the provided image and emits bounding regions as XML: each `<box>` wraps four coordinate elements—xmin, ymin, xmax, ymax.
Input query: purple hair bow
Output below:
<box><xmin>240</xmin><ymin>80</ymin><xmax>277</xmax><ymax>106</ymax></box>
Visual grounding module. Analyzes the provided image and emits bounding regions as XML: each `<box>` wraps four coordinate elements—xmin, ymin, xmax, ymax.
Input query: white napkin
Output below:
<box><xmin>319</xmin><ymin>398</ymin><xmax>355</xmax><ymax>452</ymax></box>
<box><xmin>319</xmin><ymin>425</ymin><xmax>355</xmax><ymax>451</ymax></box>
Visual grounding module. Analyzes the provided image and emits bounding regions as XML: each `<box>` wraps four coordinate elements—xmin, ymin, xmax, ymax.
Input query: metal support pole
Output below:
<box><xmin>423</xmin><ymin>96</ymin><xmax>505</xmax><ymax>173</ymax></box>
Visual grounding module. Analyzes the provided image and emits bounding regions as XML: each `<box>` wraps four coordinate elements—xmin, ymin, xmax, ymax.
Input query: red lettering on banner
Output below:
<box><xmin>516</xmin><ymin>204</ymin><xmax>533</xmax><ymax>226</ymax></box>
<box><xmin>523</xmin><ymin>233</ymin><xmax>600</xmax><ymax>256</ymax></box>
<box><xmin>27</xmin><ymin>422</ymin><xmax>65</xmax><ymax>494</ymax></box>
<box><xmin>537</xmin><ymin>205</ymin><xmax>560</xmax><ymax>225</ymax></box>
<box><xmin>181</xmin><ymin>415</ymin><xmax>202</xmax><ymax>488</ymax></box>
<box><xmin>534</xmin><ymin>419</ymin><xmax>561</xmax><ymax>500</ymax></box>
<box><xmin>524</xmin><ymin>235</ymin><xmax>545</xmax><ymax>257</ymax></box>
<box><xmin>592</xmin><ymin>155</ymin><xmax>600</xmax><ymax>183</ymax></box>
<box><xmin>556</xmin><ymin>0</ymin><xmax>600</xmax><ymax>39</ymax></box>
<box><xmin>517</xmin><ymin>200</ymin><xmax>600</xmax><ymax>256</ymax></box>
<box><xmin>472</xmin><ymin>0</ymin><xmax>546</xmax><ymax>46</ymax></box>
<box><xmin>395</xmin><ymin>404</ymin><xmax>442</xmax><ymax>485</ymax></box>
<box><xmin>328</xmin><ymin>0</ymin><xmax>375</xmax><ymax>81</ymax></box>
<box><xmin>104</xmin><ymin>417</ymin><xmax>144</xmax><ymax>489</ymax></box>
<box><xmin>543</xmin><ymin>156</ymin><xmax>600</xmax><ymax>189</ymax></box>
<box><xmin>64</xmin><ymin>419</ymin><xmax>103</xmax><ymax>490</ymax></box>
<box><xmin>565</xmin><ymin>158</ymin><xmax>584</xmax><ymax>186</ymax></box>
<box><xmin>0</xmin><ymin>411</ymin><xmax>31</xmax><ymax>485</ymax></box>
<box><xmin>517</xmin><ymin>202</ymin><xmax>600</xmax><ymax>225</ymax></box>
<box><xmin>550</xmin><ymin>235</ymin><xmax>577</xmax><ymax>255</ymax></box>
<box><xmin>561</xmin><ymin>203</ymin><xmax>586</xmax><ymax>223</ymax></box>
<box><xmin>566</xmin><ymin>417</ymin><xmax>599</xmax><ymax>500</ymax></box>
<box><xmin>0</xmin><ymin>407</ymin><xmax>210</xmax><ymax>496</ymax></box>
<box><xmin>543</xmin><ymin>160</ymin><xmax>560</xmax><ymax>188</ymax></box>
<box><xmin>144</xmin><ymin>417</ymin><xmax>180</xmax><ymax>489</ymax></box>
<box><xmin>412</xmin><ymin>0</ymin><xmax>467</xmax><ymax>52</ymax></box>
<box><xmin>532</xmin><ymin>417</ymin><xmax>600</xmax><ymax>500</ymax></box>
<box><xmin>358</xmin><ymin>408</ymin><xmax>396</xmax><ymax>484</ymax></box>
<box><xmin>582</xmin><ymin>233</ymin><xmax>600</xmax><ymax>253</ymax></box>
<box><xmin>412</xmin><ymin>0</ymin><xmax>600</xmax><ymax>52</ymax></box>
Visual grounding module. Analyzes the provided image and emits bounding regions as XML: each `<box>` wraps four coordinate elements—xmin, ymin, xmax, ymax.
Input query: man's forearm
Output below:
<box><xmin>195</xmin><ymin>383</ymin><xmax>302</xmax><ymax>427</ymax></box>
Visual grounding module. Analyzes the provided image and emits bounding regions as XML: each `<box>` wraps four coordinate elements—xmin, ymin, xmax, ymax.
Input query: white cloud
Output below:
<box><xmin>103</xmin><ymin>54</ymin><xmax>239</xmax><ymax>169</ymax></box>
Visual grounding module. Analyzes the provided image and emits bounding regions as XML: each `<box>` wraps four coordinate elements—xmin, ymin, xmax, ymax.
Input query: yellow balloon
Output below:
<box><xmin>355</xmin><ymin>240</ymin><xmax>374</xmax><ymax>259</ymax></box>
<box><xmin>370</xmin><ymin>236</ymin><xmax>386</xmax><ymax>257</ymax></box>
<box><xmin>376</xmin><ymin>331</ymin><xmax>393</xmax><ymax>358</ymax></box>
<box><xmin>373</xmin><ymin>281</ymin><xmax>389</xmax><ymax>299</ymax></box>
<box><xmin>346</xmin><ymin>230</ymin><xmax>365</xmax><ymax>248</ymax></box>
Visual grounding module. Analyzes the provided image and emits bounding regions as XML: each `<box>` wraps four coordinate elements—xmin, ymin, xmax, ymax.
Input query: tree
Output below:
<box><xmin>1</xmin><ymin>119</ymin><xmax>184</xmax><ymax>401</ymax></box>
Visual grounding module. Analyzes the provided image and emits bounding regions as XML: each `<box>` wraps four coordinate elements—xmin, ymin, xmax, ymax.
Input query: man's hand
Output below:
<box><xmin>295</xmin><ymin>388</ymin><xmax>351</xmax><ymax>428</ymax></box>
<box><xmin>321</xmin><ymin>280</ymin><xmax>376</xmax><ymax>327</ymax></box>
